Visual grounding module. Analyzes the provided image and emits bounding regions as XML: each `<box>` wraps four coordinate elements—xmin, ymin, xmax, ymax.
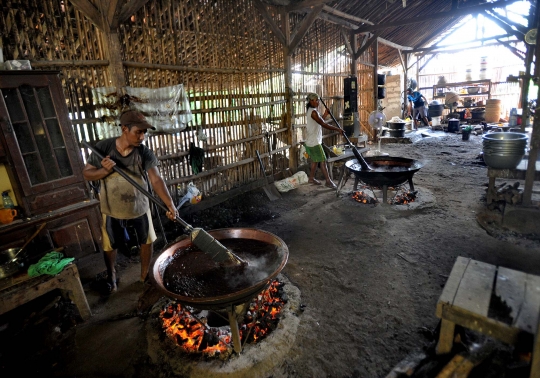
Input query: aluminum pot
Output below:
<box><xmin>0</xmin><ymin>248</ymin><xmax>25</xmax><ymax>279</ymax></box>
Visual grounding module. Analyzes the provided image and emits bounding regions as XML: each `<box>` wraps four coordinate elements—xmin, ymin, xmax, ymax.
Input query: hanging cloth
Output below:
<box><xmin>189</xmin><ymin>142</ymin><xmax>204</xmax><ymax>174</ymax></box>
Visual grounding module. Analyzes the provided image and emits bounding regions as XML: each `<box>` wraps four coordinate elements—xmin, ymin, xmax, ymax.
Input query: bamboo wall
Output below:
<box><xmin>0</xmin><ymin>0</ymin><xmax>376</xmax><ymax>205</ymax></box>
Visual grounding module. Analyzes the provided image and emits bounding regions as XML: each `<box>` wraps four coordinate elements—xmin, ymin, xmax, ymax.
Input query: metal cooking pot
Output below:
<box><xmin>0</xmin><ymin>248</ymin><xmax>26</xmax><ymax>279</ymax></box>
<box><xmin>0</xmin><ymin>222</ymin><xmax>47</xmax><ymax>279</ymax></box>
<box><xmin>152</xmin><ymin>228</ymin><xmax>289</xmax><ymax>310</ymax></box>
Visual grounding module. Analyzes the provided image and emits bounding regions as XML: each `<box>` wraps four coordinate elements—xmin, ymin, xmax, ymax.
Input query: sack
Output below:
<box><xmin>273</xmin><ymin>171</ymin><xmax>308</xmax><ymax>193</ymax></box>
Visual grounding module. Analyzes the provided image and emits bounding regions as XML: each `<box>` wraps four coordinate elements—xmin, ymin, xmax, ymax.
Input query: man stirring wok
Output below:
<box><xmin>83</xmin><ymin>110</ymin><xmax>178</xmax><ymax>294</ymax></box>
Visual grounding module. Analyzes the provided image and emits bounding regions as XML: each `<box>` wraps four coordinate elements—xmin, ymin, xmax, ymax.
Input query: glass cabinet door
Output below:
<box><xmin>0</xmin><ymin>72</ymin><xmax>84</xmax><ymax>197</ymax></box>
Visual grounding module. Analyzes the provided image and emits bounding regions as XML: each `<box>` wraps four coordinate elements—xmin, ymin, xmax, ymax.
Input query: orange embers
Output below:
<box><xmin>160</xmin><ymin>304</ymin><xmax>232</xmax><ymax>358</ymax></box>
<box><xmin>242</xmin><ymin>280</ymin><xmax>286</xmax><ymax>344</ymax></box>
<box><xmin>159</xmin><ymin>279</ymin><xmax>286</xmax><ymax>358</ymax></box>
<box><xmin>352</xmin><ymin>191</ymin><xmax>378</xmax><ymax>204</ymax></box>
<box><xmin>391</xmin><ymin>190</ymin><xmax>417</xmax><ymax>205</ymax></box>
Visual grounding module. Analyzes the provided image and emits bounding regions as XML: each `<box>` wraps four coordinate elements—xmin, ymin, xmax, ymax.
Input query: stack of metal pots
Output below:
<box><xmin>386</xmin><ymin>117</ymin><xmax>406</xmax><ymax>137</ymax></box>
<box><xmin>482</xmin><ymin>132</ymin><xmax>528</xmax><ymax>169</ymax></box>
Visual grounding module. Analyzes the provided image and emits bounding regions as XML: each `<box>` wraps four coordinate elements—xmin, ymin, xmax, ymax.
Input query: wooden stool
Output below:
<box><xmin>436</xmin><ymin>257</ymin><xmax>540</xmax><ymax>377</ymax></box>
<box><xmin>0</xmin><ymin>263</ymin><xmax>92</xmax><ymax>320</ymax></box>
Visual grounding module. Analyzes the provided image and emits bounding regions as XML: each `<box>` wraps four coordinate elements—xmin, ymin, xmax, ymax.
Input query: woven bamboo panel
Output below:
<box><xmin>1</xmin><ymin>0</ymin><xmax>374</xmax><ymax>204</ymax></box>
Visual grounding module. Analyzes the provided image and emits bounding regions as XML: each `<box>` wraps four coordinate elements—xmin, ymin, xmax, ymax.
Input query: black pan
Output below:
<box><xmin>346</xmin><ymin>156</ymin><xmax>423</xmax><ymax>187</ymax></box>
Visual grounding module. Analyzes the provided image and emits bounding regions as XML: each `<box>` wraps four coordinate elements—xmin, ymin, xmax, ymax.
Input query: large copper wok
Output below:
<box><xmin>152</xmin><ymin>228</ymin><xmax>288</xmax><ymax>310</ymax></box>
<box><xmin>345</xmin><ymin>156</ymin><xmax>423</xmax><ymax>188</ymax></box>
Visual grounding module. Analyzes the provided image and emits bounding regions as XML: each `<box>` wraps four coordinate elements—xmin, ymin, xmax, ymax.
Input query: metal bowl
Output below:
<box><xmin>0</xmin><ymin>248</ymin><xmax>25</xmax><ymax>279</ymax></box>
<box><xmin>152</xmin><ymin>228</ymin><xmax>289</xmax><ymax>310</ymax></box>
<box><xmin>482</xmin><ymin>132</ymin><xmax>528</xmax><ymax>141</ymax></box>
<box><xmin>483</xmin><ymin>153</ymin><xmax>524</xmax><ymax>170</ymax></box>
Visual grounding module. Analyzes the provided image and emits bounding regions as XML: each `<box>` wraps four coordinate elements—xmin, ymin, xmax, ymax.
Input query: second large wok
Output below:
<box><xmin>345</xmin><ymin>156</ymin><xmax>423</xmax><ymax>188</ymax></box>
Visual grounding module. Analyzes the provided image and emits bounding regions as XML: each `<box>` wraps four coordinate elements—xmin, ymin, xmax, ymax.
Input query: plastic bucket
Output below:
<box><xmin>428</xmin><ymin>104</ymin><xmax>444</xmax><ymax>117</ymax></box>
<box><xmin>448</xmin><ymin>119</ymin><xmax>460</xmax><ymax>133</ymax></box>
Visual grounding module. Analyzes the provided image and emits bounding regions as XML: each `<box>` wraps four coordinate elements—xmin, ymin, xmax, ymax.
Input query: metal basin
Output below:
<box><xmin>152</xmin><ymin>228</ymin><xmax>288</xmax><ymax>310</ymax></box>
<box><xmin>0</xmin><ymin>248</ymin><xmax>25</xmax><ymax>279</ymax></box>
<box><xmin>346</xmin><ymin>156</ymin><xmax>423</xmax><ymax>187</ymax></box>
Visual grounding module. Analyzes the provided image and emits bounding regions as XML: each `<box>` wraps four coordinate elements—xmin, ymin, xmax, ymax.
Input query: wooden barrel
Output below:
<box><xmin>485</xmin><ymin>99</ymin><xmax>501</xmax><ymax>122</ymax></box>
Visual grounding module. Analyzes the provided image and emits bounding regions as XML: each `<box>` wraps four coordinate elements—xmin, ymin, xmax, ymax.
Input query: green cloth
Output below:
<box><xmin>305</xmin><ymin>144</ymin><xmax>326</xmax><ymax>163</ymax></box>
<box><xmin>27</xmin><ymin>252</ymin><xmax>74</xmax><ymax>278</ymax></box>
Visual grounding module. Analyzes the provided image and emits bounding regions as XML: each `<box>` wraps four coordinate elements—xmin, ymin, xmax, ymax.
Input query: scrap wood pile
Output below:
<box><xmin>386</xmin><ymin>326</ymin><xmax>533</xmax><ymax>378</ymax></box>
<box><xmin>487</xmin><ymin>181</ymin><xmax>523</xmax><ymax>210</ymax></box>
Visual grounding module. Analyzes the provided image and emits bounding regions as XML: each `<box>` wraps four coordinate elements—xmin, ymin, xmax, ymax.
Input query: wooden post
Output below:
<box><xmin>373</xmin><ymin>38</ymin><xmax>378</xmax><ymax>109</ymax></box>
<box><xmin>104</xmin><ymin>30</ymin><xmax>127</xmax><ymax>92</ymax></box>
<box><xmin>523</xmin><ymin>0</ymin><xmax>540</xmax><ymax>206</ymax></box>
<box><xmin>283</xmin><ymin>11</ymin><xmax>297</xmax><ymax>171</ymax></box>
<box><xmin>351</xmin><ymin>32</ymin><xmax>360</xmax><ymax>137</ymax></box>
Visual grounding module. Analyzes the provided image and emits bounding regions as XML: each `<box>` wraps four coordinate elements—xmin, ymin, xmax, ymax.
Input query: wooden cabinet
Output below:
<box><xmin>0</xmin><ymin>71</ymin><xmax>102</xmax><ymax>260</ymax></box>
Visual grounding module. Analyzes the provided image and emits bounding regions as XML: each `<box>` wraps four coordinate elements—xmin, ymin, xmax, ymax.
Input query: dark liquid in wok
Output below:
<box><xmin>349</xmin><ymin>162</ymin><xmax>416</xmax><ymax>172</ymax></box>
<box><xmin>162</xmin><ymin>238</ymin><xmax>279</xmax><ymax>298</ymax></box>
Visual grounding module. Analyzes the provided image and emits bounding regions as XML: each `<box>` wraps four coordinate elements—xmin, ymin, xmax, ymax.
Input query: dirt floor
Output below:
<box><xmin>1</xmin><ymin>128</ymin><xmax>540</xmax><ymax>377</ymax></box>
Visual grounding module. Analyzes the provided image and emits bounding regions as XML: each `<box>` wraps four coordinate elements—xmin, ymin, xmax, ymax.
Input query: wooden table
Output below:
<box><xmin>486</xmin><ymin>158</ymin><xmax>540</xmax><ymax>204</ymax></box>
<box><xmin>0</xmin><ymin>263</ymin><xmax>91</xmax><ymax>320</ymax></box>
<box><xmin>436</xmin><ymin>257</ymin><xmax>540</xmax><ymax>377</ymax></box>
<box><xmin>326</xmin><ymin>146</ymin><xmax>369</xmax><ymax>181</ymax></box>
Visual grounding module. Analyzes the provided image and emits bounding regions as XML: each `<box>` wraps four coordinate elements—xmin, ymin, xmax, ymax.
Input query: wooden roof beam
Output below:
<box><xmin>253</xmin><ymin>0</ymin><xmax>287</xmax><ymax>46</ymax></box>
<box><xmin>496</xmin><ymin>38</ymin><xmax>527</xmax><ymax>60</ymax></box>
<box><xmin>286</xmin><ymin>0</ymin><xmax>333</xmax><ymax>13</ymax></box>
<box><xmin>322</xmin><ymin>5</ymin><xmax>373</xmax><ymax>25</ymax></box>
<box><xmin>290</xmin><ymin>5</ymin><xmax>324</xmax><ymax>52</ymax></box>
<box><xmin>69</xmin><ymin>0</ymin><xmax>104</xmax><ymax>30</ymax></box>
<box><xmin>118</xmin><ymin>0</ymin><xmax>152</xmax><ymax>24</ymax></box>
<box><xmin>354</xmin><ymin>0</ymin><xmax>524</xmax><ymax>34</ymax></box>
<box><xmin>410</xmin><ymin>33</ymin><xmax>516</xmax><ymax>53</ymax></box>
<box><xmin>485</xmin><ymin>9</ymin><xmax>528</xmax><ymax>34</ymax></box>
<box><xmin>483</xmin><ymin>10</ymin><xmax>526</xmax><ymax>40</ymax></box>
<box><xmin>108</xmin><ymin>0</ymin><xmax>126</xmax><ymax>30</ymax></box>
<box><xmin>354</xmin><ymin>32</ymin><xmax>381</xmax><ymax>61</ymax></box>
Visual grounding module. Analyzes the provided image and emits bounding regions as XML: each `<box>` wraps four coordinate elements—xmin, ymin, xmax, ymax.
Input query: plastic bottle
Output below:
<box><xmin>2</xmin><ymin>190</ymin><xmax>14</xmax><ymax>209</ymax></box>
<box><xmin>509</xmin><ymin>108</ymin><xmax>518</xmax><ymax>127</ymax></box>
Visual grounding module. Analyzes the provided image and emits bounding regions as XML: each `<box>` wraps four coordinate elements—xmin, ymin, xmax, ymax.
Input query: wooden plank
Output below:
<box><xmin>495</xmin><ymin>266</ymin><xmax>527</xmax><ymax>326</ymax></box>
<box><xmin>0</xmin><ymin>264</ymin><xmax>91</xmax><ymax>320</ymax></box>
<box><xmin>515</xmin><ymin>273</ymin><xmax>540</xmax><ymax>334</ymax></box>
<box><xmin>436</xmin><ymin>256</ymin><xmax>470</xmax><ymax>318</ymax></box>
<box><xmin>440</xmin><ymin>303</ymin><xmax>522</xmax><ymax>345</ymax></box>
<box><xmin>532</xmin><ymin>306</ymin><xmax>540</xmax><ymax>378</ymax></box>
<box><xmin>453</xmin><ymin>259</ymin><xmax>496</xmax><ymax>317</ymax></box>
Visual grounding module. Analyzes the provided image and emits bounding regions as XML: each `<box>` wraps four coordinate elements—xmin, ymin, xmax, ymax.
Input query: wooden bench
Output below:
<box><xmin>0</xmin><ymin>263</ymin><xmax>91</xmax><ymax>320</ymax></box>
<box><xmin>436</xmin><ymin>256</ymin><xmax>540</xmax><ymax>377</ymax></box>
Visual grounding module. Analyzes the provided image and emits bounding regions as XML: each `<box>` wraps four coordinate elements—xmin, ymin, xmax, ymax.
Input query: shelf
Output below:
<box><xmin>433</xmin><ymin>79</ymin><xmax>491</xmax><ymax>103</ymax></box>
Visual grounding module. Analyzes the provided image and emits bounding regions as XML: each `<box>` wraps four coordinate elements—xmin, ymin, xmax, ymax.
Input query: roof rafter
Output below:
<box><xmin>69</xmin><ymin>0</ymin><xmax>103</xmax><ymax>30</ymax></box>
<box><xmin>118</xmin><ymin>0</ymin><xmax>152</xmax><ymax>24</ymax></box>
<box><xmin>354</xmin><ymin>0</ymin><xmax>524</xmax><ymax>34</ymax></box>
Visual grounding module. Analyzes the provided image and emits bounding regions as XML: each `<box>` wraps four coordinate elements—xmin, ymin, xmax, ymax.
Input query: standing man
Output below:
<box><xmin>83</xmin><ymin>110</ymin><xmax>178</xmax><ymax>294</ymax></box>
<box><xmin>305</xmin><ymin>93</ymin><xmax>345</xmax><ymax>189</ymax></box>
<box><xmin>407</xmin><ymin>88</ymin><xmax>430</xmax><ymax>129</ymax></box>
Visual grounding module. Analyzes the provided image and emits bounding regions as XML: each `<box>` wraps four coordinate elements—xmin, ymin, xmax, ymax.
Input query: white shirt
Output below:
<box><xmin>305</xmin><ymin>107</ymin><xmax>322</xmax><ymax>147</ymax></box>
